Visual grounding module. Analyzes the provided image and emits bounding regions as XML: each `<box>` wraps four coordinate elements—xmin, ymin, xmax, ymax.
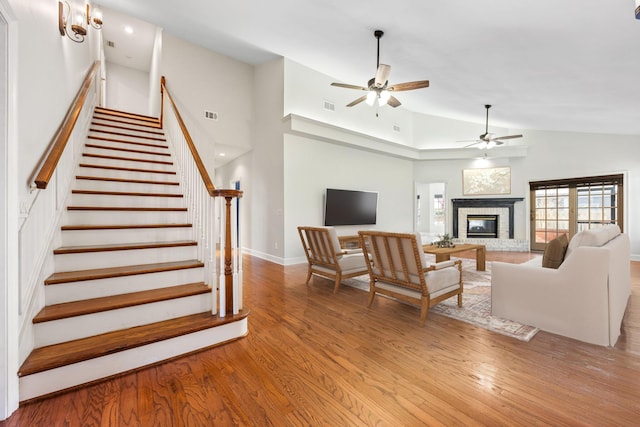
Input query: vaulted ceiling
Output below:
<box><xmin>98</xmin><ymin>0</ymin><xmax>640</xmax><ymax>137</ymax></box>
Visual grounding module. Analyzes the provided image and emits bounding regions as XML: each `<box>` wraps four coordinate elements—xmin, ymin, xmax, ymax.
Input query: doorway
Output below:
<box><xmin>415</xmin><ymin>182</ymin><xmax>446</xmax><ymax>243</ymax></box>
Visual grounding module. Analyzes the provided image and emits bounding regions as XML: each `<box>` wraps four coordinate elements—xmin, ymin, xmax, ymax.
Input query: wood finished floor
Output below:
<box><xmin>3</xmin><ymin>252</ymin><xmax>640</xmax><ymax>426</ymax></box>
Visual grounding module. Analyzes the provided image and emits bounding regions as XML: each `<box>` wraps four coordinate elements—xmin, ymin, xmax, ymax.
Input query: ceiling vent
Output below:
<box><xmin>393</xmin><ymin>124</ymin><xmax>401</xmax><ymax>132</ymax></box>
<box><xmin>107</xmin><ymin>40</ymin><xmax>115</xmax><ymax>48</ymax></box>
<box><xmin>323</xmin><ymin>100</ymin><xmax>335</xmax><ymax>112</ymax></box>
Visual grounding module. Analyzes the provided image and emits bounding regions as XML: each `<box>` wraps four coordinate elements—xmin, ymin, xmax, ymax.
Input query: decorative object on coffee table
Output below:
<box><xmin>433</xmin><ymin>233</ymin><xmax>455</xmax><ymax>248</ymax></box>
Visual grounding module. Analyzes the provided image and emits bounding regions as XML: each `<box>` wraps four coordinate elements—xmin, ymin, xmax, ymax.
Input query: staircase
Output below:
<box><xmin>18</xmin><ymin>107</ymin><xmax>248</xmax><ymax>402</ymax></box>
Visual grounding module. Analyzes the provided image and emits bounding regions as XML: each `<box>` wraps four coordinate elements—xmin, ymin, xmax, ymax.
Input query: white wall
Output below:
<box><xmin>414</xmin><ymin>156</ymin><xmax>529</xmax><ymax>241</ymax></box>
<box><xmin>283</xmin><ymin>59</ymin><xmax>415</xmax><ymax>148</ymax></box>
<box><xmin>148</xmin><ymin>27</ymin><xmax>162</xmax><ymax>117</ymax></box>
<box><xmin>413</xmin><ymin>128</ymin><xmax>640</xmax><ymax>258</ymax></box>
<box><xmin>284</xmin><ymin>134</ymin><xmax>414</xmax><ymax>264</ymax></box>
<box><xmin>11</xmin><ymin>0</ymin><xmax>97</xmax><ymax>205</ymax></box>
<box><xmin>105</xmin><ymin>62</ymin><xmax>150</xmax><ymax>115</ymax></box>
<box><xmin>520</xmin><ymin>130</ymin><xmax>640</xmax><ymax>259</ymax></box>
<box><xmin>159</xmin><ymin>32</ymin><xmax>253</xmax><ymax>175</ymax></box>
<box><xmin>245</xmin><ymin>59</ymin><xmax>285</xmax><ymax>262</ymax></box>
<box><xmin>3</xmin><ymin>0</ymin><xmax>100</xmax><ymax>417</ymax></box>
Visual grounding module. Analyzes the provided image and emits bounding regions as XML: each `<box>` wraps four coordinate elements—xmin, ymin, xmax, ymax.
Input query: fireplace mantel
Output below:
<box><xmin>452</xmin><ymin>198</ymin><xmax>524</xmax><ymax>239</ymax></box>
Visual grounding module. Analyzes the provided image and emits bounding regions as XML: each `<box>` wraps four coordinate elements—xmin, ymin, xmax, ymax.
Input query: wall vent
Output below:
<box><xmin>107</xmin><ymin>40</ymin><xmax>115</xmax><ymax>48</ymax></box>
<box><xmin>204</xmin><ymin>110</ymin><xmax>218</xmax><ymax>121</ymax></box>
<box><xmin>323</xmin><ymin>100</ymin><xmax>335</xmax><ymax>112</ymax></box>
<box><xmin>393</xmin><ymin>124</ymin><xmax>401</xmax><ymax>132</ymax></box>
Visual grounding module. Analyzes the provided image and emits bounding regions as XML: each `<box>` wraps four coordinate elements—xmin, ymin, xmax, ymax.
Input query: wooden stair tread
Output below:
<box><xmin>19</xmin><ymin>310</ymin><xmax>248</xmax><ymax>377</ymax></box>
<box><xmin>85</xmin><ymin>143</ymin><xmax>171</xmax><ymax>157</ymax></box>
<box><xmin>54</xmin><ymin>240</ymin><xmax>197</xmax><ymax>254</ymax></box>
<box><xmin>61</xmin><ymin>223</ymin><xmax>192</xmax><ymax>231</ymax></box>
<box><xmin>88</xmin><ymin>135</ymin><xmax>169</xmax><ymax>149</ymax></box>
<box><xmin>90</xmin><ymin>115</ymin><xmax>161</xmax><ymax>129</ymax></box>
<box><xmin>75</xmin><ymin>175</ymin><xmax>180</xmax><ymax>185</ymax></box>
<box><xmin>82</xmin><ymin>153</ymin><xmax>173</xmax><ymax>166</ymax></box>
<box><xmin>94</xmin><ymin>107</ymin><xmax>159</xmax><ymax>123</ymax></box>
<box><xmin>45</xmin><ymin>259</ymin><xmax>204</xmax><ymax>285</ymax></box>
<box><xmin>67</xmin><ymin>206</ymin><xmax>187</xmax><ymax>212</ymax></box>
<box><xmin>71</xmin><ymin>189</ymin><xmax>183</xmax><ymax>198</ymax></box>
<box><xmin>79</xmin><ymin>163</ymin><xmax>177</xmax><ymax>175</ymax></box>
<box><xmin>91</xmin><ymin>121</ymin><xmax>165</xmax><ymax>135</ymax></box>
<box><xmin>89</xmin><ymin>128</ymin><xmax>167</xmax><ymax>142</ymax></box>
<box><xmin>33</xmin><ymin>282</ymin><xmax>210</xmax><ymax>323</ymax></box>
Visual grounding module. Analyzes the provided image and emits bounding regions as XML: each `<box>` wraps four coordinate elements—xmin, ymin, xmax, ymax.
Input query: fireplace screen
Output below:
<box><xmin>467</xmin><ymin>214</ymin><xmax>498</xmax><ymax>238</ymax></box>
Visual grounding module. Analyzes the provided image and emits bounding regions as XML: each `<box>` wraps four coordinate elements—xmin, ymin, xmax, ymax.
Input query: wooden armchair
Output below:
<box><xmin>298</xmin><ymin>226</ymin><xmax>369</xmax><ymax>293</ymax></box>
<box><xmin>358</xmin><ymin>230</ymin><xmax>463</xmax><ymax>325</ymax></box>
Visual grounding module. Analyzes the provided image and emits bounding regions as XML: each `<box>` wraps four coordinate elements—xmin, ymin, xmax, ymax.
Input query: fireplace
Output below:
<box><xmin>467</xmin><ymin>215</ymin><xmax>498</xmax><ymax>238</ymax></box>
<box><xmin>451</xmin><ymin>198</ymin><xmax>524</xmax><ymax>239</ymax></box>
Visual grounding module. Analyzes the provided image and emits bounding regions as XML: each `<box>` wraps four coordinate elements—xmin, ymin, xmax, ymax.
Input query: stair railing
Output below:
<box><xmin>160</xmin><ymin>77</ymin><xmax>243</xmax><ymax>317</ymax></box>
<box><xmin>20</xmin><ymin>61</ymin><xmax>100</xmax><ymax>315</ymax></box>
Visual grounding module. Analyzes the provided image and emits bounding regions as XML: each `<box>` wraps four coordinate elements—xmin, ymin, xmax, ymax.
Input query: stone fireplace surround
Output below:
<box><xmin>451</xmin><ymin>198</ymin><xmax>528</xmax><ymax>251</ymax></box>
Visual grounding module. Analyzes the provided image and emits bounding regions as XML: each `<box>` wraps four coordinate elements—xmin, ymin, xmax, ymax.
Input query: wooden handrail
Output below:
<box><xmin>160</xmin><ymin>76</ymin><xmax>216</xmax><ymax>195</ymax></box>
<box><xmin>34</xmin><ymin>61</ymin><xmax>100</xmax><ymax>189</ymax></box>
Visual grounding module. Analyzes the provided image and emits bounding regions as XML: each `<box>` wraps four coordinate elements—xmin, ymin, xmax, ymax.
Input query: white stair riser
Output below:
<box><xmin>81</xmin><ymin>155</ymin><xmax>175</xmax><ymax>172</ymax></box>
<box><xmin>70</xmin><ymin>193</ymin><xmax>185</xmax><ymax>208</ymax></box>
<box><xmin>45</xmin><ymin>267</ymin><xmax>205</xmax><ymax>304</ymax></box>
<box><xmin>77</xmin><ymin>166</ymin><xmax>178</xmax><ymax>182</ymax></box>
<box><xmin>87</xmin><ymin>141</ymin><xmax>170</xmax><ymax>156</ymax></box>
<box><xmin>74</xmin><ymin>178</ymin><xmax>182</xmax><ymax>193</ymax></box>
<box><xmin>61</xmin><ymin>226</ymin><xmax>194</xmax><ymax>246</ymax></box>
<box><xmin>92</xmin><ymin>115</ymin><xmax>158</xmax><ymax>128</ymax></box>
<box><xmin>88</xmin><ymin>128</ymin><xmax>167</xmax><ymax>141</ymax></box>
<box><xmin>84</xmin><ymin>146</ymin><xmax>172</xmax><ymax>162</ymax></box>
<box><xmin>19</xmin><ymin>318</ymin><xmax>247</xmax><ymax>402</ymax></box>
<box><xmin>34</xmin><ymin>293</ymin><xmax>212</xmax><ymax>347</ymax></box>
<box><xmin>54</xmin><ymin>245</ymin><xmax>198</xmax><ymax>272</ymax></box>
<box><xmin>65</xmin><ymin>210</ymin><xmax>189</xmax><ymax>225</ymax></box>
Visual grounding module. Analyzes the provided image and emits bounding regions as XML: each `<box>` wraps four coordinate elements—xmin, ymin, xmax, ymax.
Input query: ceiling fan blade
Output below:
<box><xmin>331</xmin><ymin>82</ymin><xmax>367</xmax><ymax>91</ymax></box>
<box><xmin>387</xmin><ymin>95</ymin><xmax>401</xmax><ymax>108</ymax></box>
<box><xmin>492</xmin><ymin>134</ymin><xmax>523</xmax><ymax>141</ymax></box>
<box><xmin>346</xmin><ymin>95</ymin><xmax>368</xmax><ymax>107</ymax></box>
<box><xmin>464</xmin><ymin>141</ymin><xmax>482</xmax><ymax>148</ymax></box>
<box><xmin>374</xmin><ymin>64</ymin><xmax>391</xmax><ymax>88</ymax></box>
<box><xmin>388</xmin><ymin>80</ymin><xmax>430</xmax><ymax>92</ymax></box>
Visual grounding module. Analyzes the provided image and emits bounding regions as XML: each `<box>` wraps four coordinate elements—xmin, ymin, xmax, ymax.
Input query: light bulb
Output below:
<box><xmin>379</xmin><ymin>90</ymin><xmax>390</xmax><ymax>106</ymax></box>
<box><xmin>366</xmin><ymin>91</ymin><xmax>376</xmax><ymax>106</ymax></box>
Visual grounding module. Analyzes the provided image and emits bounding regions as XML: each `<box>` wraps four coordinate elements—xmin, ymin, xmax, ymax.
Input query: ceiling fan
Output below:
<box><xmin>330</xmin><ymin>30</ymin><xmax>429</xmax><ymax>109</ymax></box>
<box><xmin>461</xmin><ymin>105</ymin><xmax>523</xmax><ymax>149</ymax></box>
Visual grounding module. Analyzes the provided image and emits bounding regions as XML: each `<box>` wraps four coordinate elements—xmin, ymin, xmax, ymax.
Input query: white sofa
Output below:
<box><xmin>491</xmin><ymin>224</ymin><xmax>631</xmax><ymax>346</ymax></box>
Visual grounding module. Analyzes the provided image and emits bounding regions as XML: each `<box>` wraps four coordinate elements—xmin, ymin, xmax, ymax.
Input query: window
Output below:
<box><xmin>529</xmin><ymin>174</ymin><xmax>623</xmax><ymax>251</ymax></box>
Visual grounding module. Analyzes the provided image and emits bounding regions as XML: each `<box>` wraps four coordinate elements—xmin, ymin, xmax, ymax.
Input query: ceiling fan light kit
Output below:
<box><xmin>331</xmin><ymin>29</ymin><xmax>430</xmax><ymax>111</ymax></box>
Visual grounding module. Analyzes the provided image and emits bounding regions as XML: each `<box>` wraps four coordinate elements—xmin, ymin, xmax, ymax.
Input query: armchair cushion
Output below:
<box><xmin>326</xmin><ymin>227</ymin><xmax>344</xmax><ymax>255</ymax></box>
<box><xmin>542</xmin><ymin>234</ymin><xmax>568</xmax><ymax>269</ymax></box>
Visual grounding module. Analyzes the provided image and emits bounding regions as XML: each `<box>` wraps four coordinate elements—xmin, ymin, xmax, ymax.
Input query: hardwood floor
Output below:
<box><xmin>3</xmin><ymin>253</ymin><xmax>640</xmax><ymax>426</ymax></box>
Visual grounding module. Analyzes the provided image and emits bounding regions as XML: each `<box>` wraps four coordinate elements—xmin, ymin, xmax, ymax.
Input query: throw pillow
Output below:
<box><xmin>542</xmin><ymin>234</ymin><xmax>569</xmax><ymax>269</ymax></box>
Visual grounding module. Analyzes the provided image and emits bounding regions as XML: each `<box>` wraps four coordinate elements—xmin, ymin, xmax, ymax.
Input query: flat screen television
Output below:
<box><xmin>324</xmin><ymin>188</ymin><xmax>378</xmax><ymax>226</ymax></box>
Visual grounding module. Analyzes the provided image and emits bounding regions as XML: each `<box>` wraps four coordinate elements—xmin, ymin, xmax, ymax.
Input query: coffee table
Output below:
<box><xmin>422</xmin><ymin>243</ymin><xmax>486</xmax><ymax>271</ymax></box>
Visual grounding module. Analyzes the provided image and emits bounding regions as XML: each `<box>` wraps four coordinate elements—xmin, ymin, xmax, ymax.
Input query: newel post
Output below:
<box><xmin>159</xmin><ymin>76</ymin><xmax>166</xmax><ymax>128</ymax></box>
<box><xmin>213</xmin><ymin>189</ymin><xmax>243</xmax><ymax>315</ymax></box>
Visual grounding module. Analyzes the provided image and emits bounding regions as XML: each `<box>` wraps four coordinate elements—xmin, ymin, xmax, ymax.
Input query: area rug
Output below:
<box><xmin>344</xmin><ymin>259</ymin><xmax>539</xmax><ymax>342</ymax></box>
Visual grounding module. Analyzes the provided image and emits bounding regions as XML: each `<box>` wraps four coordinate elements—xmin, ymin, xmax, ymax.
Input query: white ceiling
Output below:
<box><xmin>97</xmin><ymin>0</ymin><xmax>640</xmax><ymax>137</ymax></box>
<box><xmin>100</xmin><ymin>8</ymin><xmax>156</xmax><ymax>72</ymax></box>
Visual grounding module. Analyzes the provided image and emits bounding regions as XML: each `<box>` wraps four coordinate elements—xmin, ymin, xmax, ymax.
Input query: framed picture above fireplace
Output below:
<box><xmin>462</xmin><ymin>166</ymin><xmax>511</xmax><ymax>196</ymax></box>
